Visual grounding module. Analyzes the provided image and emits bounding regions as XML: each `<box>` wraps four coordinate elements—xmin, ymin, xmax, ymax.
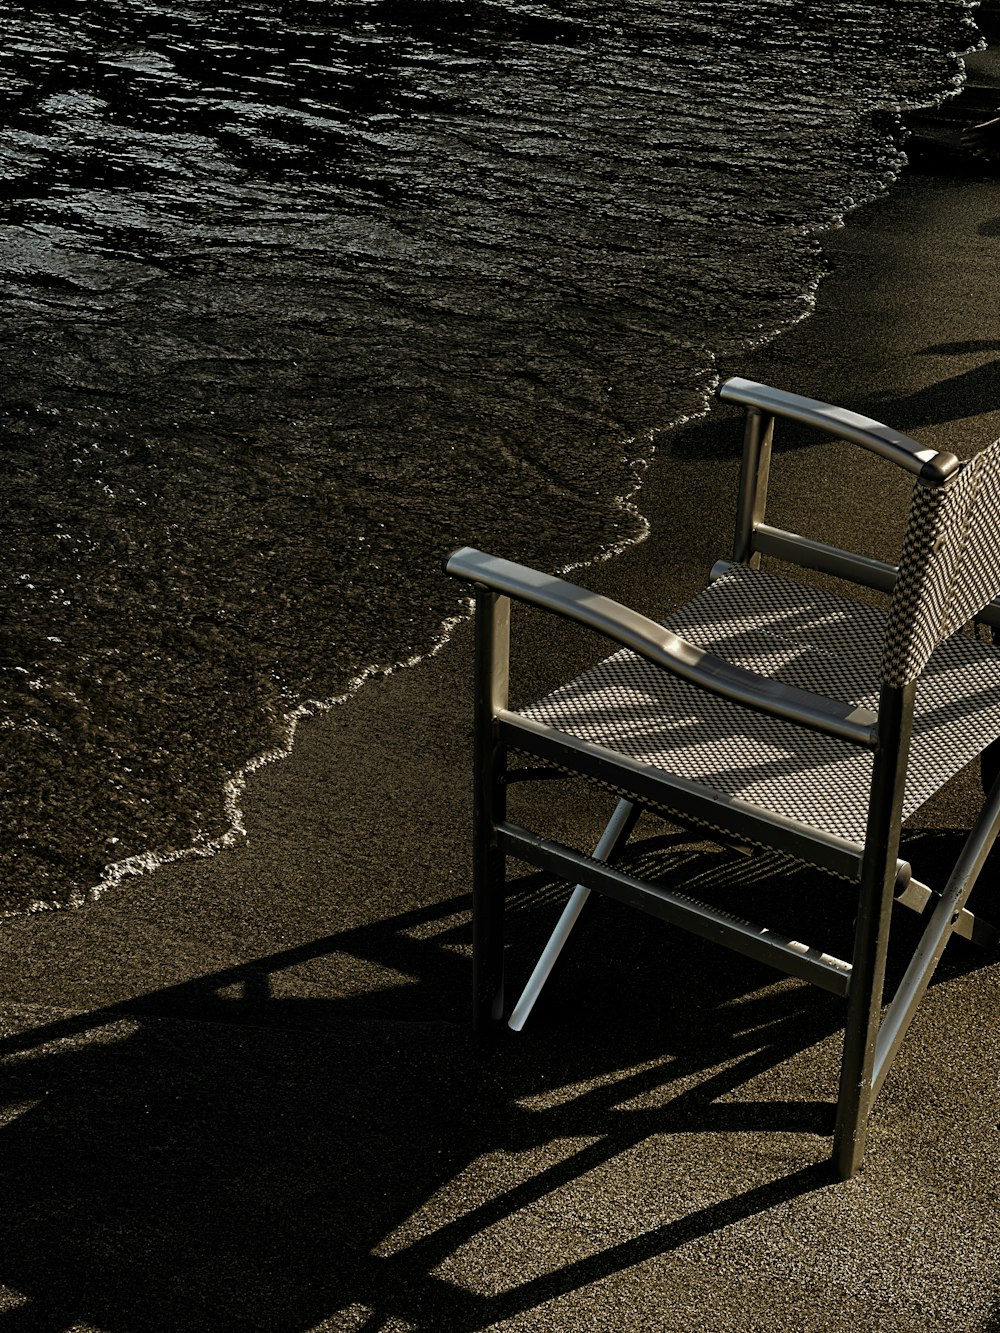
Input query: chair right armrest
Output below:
<box><xmin>718</xmin><ymin>378</ymin><xmax>960</xmax><ymax>486</ymax></box>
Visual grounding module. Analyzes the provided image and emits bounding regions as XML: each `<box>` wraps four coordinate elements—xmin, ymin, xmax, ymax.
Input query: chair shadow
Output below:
<box><xmin>855</xmin><ymin>355</ymin><xmax>1000</xmax><ymax>434</ymax></box>
<box><xmin>0</xmin><ymin>827</ymin><xmax>991</xmax><ymax>1330</ymax></box>
<box><xmin>686</xmin><ymin>345</ymin><xmax>1000</xmax><ymax>469</ymax></box>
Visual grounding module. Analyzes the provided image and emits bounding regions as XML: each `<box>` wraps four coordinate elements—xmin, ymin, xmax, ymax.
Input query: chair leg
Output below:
<box><xmin>507</xmin><ymin>798</ymin><xmax>641</xmax><ymax>1031</ymax></box>
<box><xmin>873</xmin><ymin>771</ymin><xmax>1000</xmax><ymax>1100</ymax></box>
<box><xmin>895</xmin><ymin>876</ymin><xmax>999</xmax><ymax>949</ymax></box>
<box><xmin>835</xmin><ymin>773</ymin><xmax>1000</xmax><ymax>1175</ymax></box>
<box><xmin>984</xmin><ymin>626</ymin><xmax>1000</xmax><ymax>794</ymax></box>
<box><xmin>833</xmin><ymin>859</ymin><xmax>896</xmax><ymax>1179</ymax></box>
<box><xmin>833</xmin><ymin>682</ymin><xmax>913</xmax><ymax>1179</ymax></box>
<box><xmin>471</xmin><ymin>586</ymin><xmax>510</xmax><ymax>1031</ymax></box>
<box><xmin>472</xmin><ymin>761</ymin><xmax>506</xmax><ymax>1029</ymax></box>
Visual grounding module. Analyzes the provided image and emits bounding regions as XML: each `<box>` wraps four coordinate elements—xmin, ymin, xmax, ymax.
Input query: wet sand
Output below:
<box><xmin>1</xmin><ymin>146</ymin><xmax>1000</xmax><ymax>1331</ymax></box>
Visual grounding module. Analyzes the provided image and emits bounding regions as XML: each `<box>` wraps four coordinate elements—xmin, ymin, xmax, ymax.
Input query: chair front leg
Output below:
<box><xmin>472</xmin><ymin>585</ymin><xmax>510</xmax><ymax>1029</ymax></box>
<box><xmin>472</xmin><ymin>733</ymin><xmax>507</xmax><ymax>1029</ymax></box>
<box><xmin>833</xmin><ymin>856</ymin><xmax>896</xmax><ymax>1179</ymax></box>
<box><xmin>833</xmin><ymin>681</ymin><xmax>914</xmax><ymax>1178</ymax></box>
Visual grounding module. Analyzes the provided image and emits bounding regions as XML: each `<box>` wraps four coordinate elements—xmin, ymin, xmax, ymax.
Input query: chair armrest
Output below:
<box><xmin>718</xmin><ymin>378</ymin><xmax>960</xmax><ymax>485</ymax></box>
<box><xmin>444</xmin><ymin>547</ymin><xmax>877</xmax><ymax>748</ymax></box>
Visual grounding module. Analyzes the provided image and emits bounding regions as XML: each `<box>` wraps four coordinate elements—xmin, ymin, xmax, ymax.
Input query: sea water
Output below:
<box><xmin>0</xmin><ymin>0</ymin><xmax>978</xmax><ymax>912</ymax></box>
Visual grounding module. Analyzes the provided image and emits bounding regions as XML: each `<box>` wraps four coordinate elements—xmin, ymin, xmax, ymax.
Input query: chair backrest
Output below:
<box><xmin>882</xmin><ymin>436</ymin><xmax>1000</xmax><ymax>687</ymax></box>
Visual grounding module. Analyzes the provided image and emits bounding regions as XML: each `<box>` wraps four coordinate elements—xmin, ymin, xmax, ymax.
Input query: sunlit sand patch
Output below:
<box><xmin>212</xmin><ymin>953</ymin><xmax>418</xmax><ymax>1002</ymax></box>
<box><xmin>308</xmin><ymin>1306</ymin><xmax>416</xmax><ymax>1332</ymax></box>
<box><xmin>0</xmin><ymin>1009</ymin><xmax>142</xmax><ymax>1062</ymax></box>
<box><xmin>0</xmin><ymin>1285</ymin><xmax>31</xmax><ymax>1314</ymax></box>
<box><xmin>386</xmin><ymin>1131</ymin><xmax>821</xmax><ymax>1299</ymax></box>
<box><xmin>399</xmin><ymin>906</ymin><xmax>468</xmax><ymax>941</ymax></box>
<box><xmin>0</xmin><ymin>1098</ymin><xmax>44</xmax><ymax>1129</ymax></box>
<box><xmin>371</xmin><ymin>1137</ymin><xmax>603</xmax><ymax>1261</ymax></box>
<box><xmin>513</xmin><ymin>1054</ymin><xmax>674</xmax><ymax>1112</ymax></box>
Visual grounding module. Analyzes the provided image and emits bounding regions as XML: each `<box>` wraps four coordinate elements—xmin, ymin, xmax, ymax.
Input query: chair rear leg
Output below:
<box><xmin>872</xmin><ymin>770</ymin><xmax>1000</xmax><ymax>1106</ymax></box>
<box><xmin>836</xmin><ymin>766</ymin><xmax>1000</xmax><ymax>1174</ymax></box>
<box><xmin>984</xmin><ymin>626</ymin><xmax>1000</xmax><ymax>794</ymax></box>
<box><xmin>507</xmin><ymin>797</ymin><xmax>641</xmax><ymax>1031</ymax></box>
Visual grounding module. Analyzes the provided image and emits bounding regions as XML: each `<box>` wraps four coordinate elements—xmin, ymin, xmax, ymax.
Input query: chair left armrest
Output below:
<box><xmin>444</xmin><ymin>547</ymin><xmax>878</xmax><ymax>748</ymax></box>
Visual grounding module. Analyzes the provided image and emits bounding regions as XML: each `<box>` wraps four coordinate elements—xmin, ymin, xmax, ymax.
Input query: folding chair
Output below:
<box><xmin>445</xmin><ymin>377</ymin><xmax>1000</xmax><ymax>1179</ymax></box>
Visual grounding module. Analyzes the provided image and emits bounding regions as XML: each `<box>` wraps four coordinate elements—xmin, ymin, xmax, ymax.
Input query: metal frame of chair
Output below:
<box><xmin>445</xmin><ymin>378</ymin><xmax>1000</xmax><ymax>1178</ymax></box>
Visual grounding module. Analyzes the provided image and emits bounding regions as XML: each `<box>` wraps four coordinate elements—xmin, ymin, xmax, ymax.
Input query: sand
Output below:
<box><xmin>1</xmin><ymin>111</ymin><xmax>1000</xmax><ymax>1333</ymax></box>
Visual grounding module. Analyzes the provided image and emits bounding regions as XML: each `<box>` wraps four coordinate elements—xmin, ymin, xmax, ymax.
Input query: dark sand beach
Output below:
<box><xmin>2</xmin><ymin>78</ymin><xmax>1000</xmax><ymax>1333</ymax></box>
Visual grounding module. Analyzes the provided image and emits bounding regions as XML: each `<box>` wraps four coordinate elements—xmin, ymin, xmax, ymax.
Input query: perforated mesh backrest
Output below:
<box><xmin>882</xmin><ymin>436</ymin><xmax>1000</xmax><ymax>687</ymax></box>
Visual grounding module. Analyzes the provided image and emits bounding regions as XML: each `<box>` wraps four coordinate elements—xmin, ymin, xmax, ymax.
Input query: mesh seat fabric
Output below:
<box><xmin>518</xmin><ymin>565</ymin><xmax>1000</xmax><ymax>848</ymax></box>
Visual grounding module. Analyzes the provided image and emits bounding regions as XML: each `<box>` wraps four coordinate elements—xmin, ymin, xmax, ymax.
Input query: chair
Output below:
<box><xmin>444</xmin><ymin>377</ymin><xmax>1000</xmax><ymax>1179</ymax></box>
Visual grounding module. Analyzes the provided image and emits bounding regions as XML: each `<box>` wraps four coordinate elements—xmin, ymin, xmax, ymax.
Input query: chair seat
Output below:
<box><xmin>518</xmin><ymin>565</ymin><xmax>1000</xmax><ymax>852</ymax></box>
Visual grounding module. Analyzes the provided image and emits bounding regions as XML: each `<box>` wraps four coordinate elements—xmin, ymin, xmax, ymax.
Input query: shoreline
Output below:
<box><xmin>5</xmin><ymin>5</ymin><xmax>978</xmax><ymax>923</ymax></box>
<box><xmin>0</xmin><ymin>0</ymin><xmax>979</xmax><ymax>932</ymax></box>
<box><xmin>2</xmin><ymin>88</ymin><xmax>1000</xmax><ymax>1333</ymax></box>
<box><xmin>57</xmin><ymin>88</ymin><xmax>975</xmax><ymax>926</ymax></box>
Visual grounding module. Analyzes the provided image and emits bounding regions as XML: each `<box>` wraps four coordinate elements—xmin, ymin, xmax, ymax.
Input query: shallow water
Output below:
<box><xmin>0</xmin><ymin>0</ymin><xmax>978</xmax><ymax>911</ymax></box>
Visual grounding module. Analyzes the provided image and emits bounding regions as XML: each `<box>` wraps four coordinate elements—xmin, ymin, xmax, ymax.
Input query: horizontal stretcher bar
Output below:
<box><xmin>497</xmin><ymin>821</ymin><xmax>853</xmax><ymax>997</ymax></box>
<box><xmin>499</xmin><ymin>711</ymin><xmax>868</xmax><ymax>883</ymax></box>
